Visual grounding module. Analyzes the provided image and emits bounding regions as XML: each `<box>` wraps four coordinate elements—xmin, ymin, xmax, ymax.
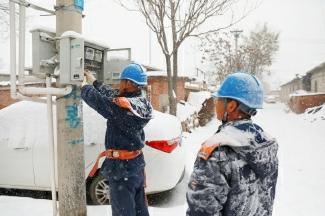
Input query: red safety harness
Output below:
<box><xmin>197</xmin><ymin>143</ymin><xmax>219</xmax><ymax>161</ymax></box>
<box><xmin>88</xmin><ymin>149</ymin><xmax>142</xmax><ymax>177</ymax></box>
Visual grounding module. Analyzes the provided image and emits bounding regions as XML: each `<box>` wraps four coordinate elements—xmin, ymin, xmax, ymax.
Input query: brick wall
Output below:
<box><xmin>289</xmin><ymin>93</ymin><xmax>325</xmax><ymax>114</ymax></box>
<box><xmin>0</xmin><ymin>88</ymin><xmax>19</xmax><ymax>109</ymax></box>
<box><xmin>148</xmin><ymin>76</ymin><xmax>186</xmax><ymax>112</ymax></box>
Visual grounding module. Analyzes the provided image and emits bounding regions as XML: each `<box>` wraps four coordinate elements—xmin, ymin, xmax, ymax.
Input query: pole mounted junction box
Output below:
<box><xmin>30</xmin><ymin>28</ymin><xmax>133</xmax><ymax>86</ymax></box>
<box><xmin>59</xmin><ymin>33</ymin><xmax>84</xmax><ymax>85</ymax></box>
<box><xmin>30</xmin><ymin>28</ymin><xmax>57</xmax><ymax>77</ymax></box>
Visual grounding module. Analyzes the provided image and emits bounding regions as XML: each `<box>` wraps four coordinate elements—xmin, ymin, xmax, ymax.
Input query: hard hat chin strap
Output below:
<box><xmin>222</xmin><ymin>98</ymin><xmax>228</xmax><ymax>124</ymax></box>
<box><xmin>237</xmin><ymin>103</ymin><xmax>257</xmax><ymax>116</ymax></box>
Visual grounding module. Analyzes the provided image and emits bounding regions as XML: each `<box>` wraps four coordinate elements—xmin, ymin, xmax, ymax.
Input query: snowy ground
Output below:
<box><xmin>1</xmin><ymin>103</ymin><xmax>325</xmax><ymax>215</ymax></box>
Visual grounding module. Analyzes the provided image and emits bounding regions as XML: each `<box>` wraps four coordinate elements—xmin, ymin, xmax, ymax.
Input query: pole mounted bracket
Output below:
<box><xmin>9</xmin><ymin>0</ymin><xmax>55</xmax><ymax>15</ymax></box>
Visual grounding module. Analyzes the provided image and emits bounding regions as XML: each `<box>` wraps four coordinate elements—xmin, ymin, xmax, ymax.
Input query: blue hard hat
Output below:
<box><xmin>213</xmin><ymin>72</ymin><xmax>264</xmax><ymax>109</ymax></box>
<box><xmin>120</xmin><ymin>63</ymin><xmax>147</xmax><ymax>86</ymax></box>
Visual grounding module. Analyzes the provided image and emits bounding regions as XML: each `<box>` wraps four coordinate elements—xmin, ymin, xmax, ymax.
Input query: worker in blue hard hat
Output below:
<box><xmin>186</xmin><ymin>72</ymin><xmax>279</xmax><ymax>216</ymax></box>
<box><xmin>81</xmin><ymin>63</ymin><xmax>152</xmax><ymax>216</ymax></box>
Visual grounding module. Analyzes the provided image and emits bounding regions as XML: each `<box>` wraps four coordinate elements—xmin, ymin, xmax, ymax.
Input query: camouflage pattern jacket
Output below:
<box><xmin>187</xmin><ymin>119</ymin><xmax>278</xmax><ymax>216</ymax></box>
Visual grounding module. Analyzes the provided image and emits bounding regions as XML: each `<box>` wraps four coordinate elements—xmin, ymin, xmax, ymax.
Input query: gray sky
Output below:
<box><xmin>236</xmin><ymin>0</ymin><xmax>325</xmax><ymax>88</ymax></box>
<box><xmin>1</xmin><ymin>0</ymin><xmax>324</xmax><ymax>89</ymax></box>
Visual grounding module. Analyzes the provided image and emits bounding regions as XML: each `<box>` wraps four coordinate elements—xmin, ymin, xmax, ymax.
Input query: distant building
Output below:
<box><xmin>107</xmin><ymin>64</ymin><xmax>189</xmax><ymax>112</ymax></box>
<box><xmin>146</xmin><ymin>71</ymin><xmax>189</xmax><ymax>112</ymax></box>
<box><xmin>0</xmin><ymin>73</ymin><xmax>11</xmax><ymax>82</ymax></box>
<box><xmin>280</xmin><ymin>62</ymin><xmax>325</xmax><ymax>103</ymax></box>
<box><xmin>280</xmin><ymin>76</ymin><xmax>304</xmax><ymax>102</ymax></box>
<box><xmin>279</xmin><ymin>62</ymin><xmax>325</xmax><ymax>113</ymax></box>
<box><xmin>308</xmin><ymin>62</ymin><xmax>325</xmax><ymax>93</ymax></box>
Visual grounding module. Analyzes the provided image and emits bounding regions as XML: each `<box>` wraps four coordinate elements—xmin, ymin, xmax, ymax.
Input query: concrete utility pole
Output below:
<box><xmin>230</xmin><ymin>29</ymin><xmax>243</xmax><ymax>71</ymax></box>
<box><xmin>56</xmin><ymin>0</ymin><xmax>87</xmax><ymax>215</ymax></box>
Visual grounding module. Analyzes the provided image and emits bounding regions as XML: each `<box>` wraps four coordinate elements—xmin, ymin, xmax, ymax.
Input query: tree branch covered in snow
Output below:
<box><xmin>200</xmin><ymin>23</ymin><xmax>279</xmax><ymax>82</ymax></box>
<box><xmin>116</xmin><ymin>0</ymin><xmax>259</xmax><ymax>116</ymax></box>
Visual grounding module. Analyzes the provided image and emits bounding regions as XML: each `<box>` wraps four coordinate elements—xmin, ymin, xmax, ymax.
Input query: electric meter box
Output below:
<box><xmin>59</xmin><ymin>36</ymin><xmax>84</xmax><ymax>85</ymax></box>
<box><xmin>30</xmin><ymin>28</ymin><xmax>132</xmax><ymax>86</ymax></box>
<box><xmin>83</xmin><ymin>42</ymin><xmax>107</xmax><ymax>82</ymax></box>
<box><xmin>31</xmin><ymin>29</ymin><xmax>57</xmax><ymax>76</ymax></box>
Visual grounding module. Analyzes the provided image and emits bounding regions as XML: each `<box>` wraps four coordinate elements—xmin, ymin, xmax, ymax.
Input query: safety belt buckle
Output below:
<box><xmin>112</xmin><ymin>151</ymin><xmax>120</xmax><ymax>158</ymax></box>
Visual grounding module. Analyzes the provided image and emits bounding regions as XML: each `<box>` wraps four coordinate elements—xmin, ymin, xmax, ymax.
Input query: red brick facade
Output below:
<box><xmin>289</xmin><ymin>93</ymin><xmax>325</xmax><ymax>114</ymax></box>
<box><xmin>147</xmin><ymin>76</ymin><xmax>187</xmax><ymax>112</ymax></box>
<box><xmin>0</xmin><ymin>87</ymin><xmax>19</xmax><ymax>109</ymax></box>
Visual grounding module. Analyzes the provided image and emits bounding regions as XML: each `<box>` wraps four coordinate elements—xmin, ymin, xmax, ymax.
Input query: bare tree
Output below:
<box><xmin>243</xmin><ymin>24</ymin><xmax>279</xmax><ymax>77</ymax></box>
<box><xmin>201</xmin><ymin>23</ymin><xmax>279</xmax><ymax>83</ymax></box>
<box><xmin>118</xmin><ymin>0</ymin><xmax>257</xmax><ymax>115</ymax></box>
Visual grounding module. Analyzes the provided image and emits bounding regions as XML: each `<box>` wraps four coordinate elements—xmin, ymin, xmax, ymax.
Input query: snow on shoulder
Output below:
<box><xmin>203</xmin><ymin>125</ymin><xmax>255</xmax><ymax>147</ymax></box>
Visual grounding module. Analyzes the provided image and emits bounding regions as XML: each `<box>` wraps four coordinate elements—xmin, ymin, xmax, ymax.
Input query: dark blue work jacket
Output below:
<box><xmin>187</xmin><ymin>120</ymin><xmax>279</xmax><ymax>216</ymax></box>
<box><xmin>81</xmin><ymin>81</ymin><xmax>153</xmax><ymax>181</ymax></box>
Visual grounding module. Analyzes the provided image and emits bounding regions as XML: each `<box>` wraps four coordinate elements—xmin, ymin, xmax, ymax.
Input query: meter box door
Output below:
<box><xmin>59</xmin><ymin>37</ymin><xmax>84</xmax><ymax>85</ymax></box>
<box><xmin>31</xmin><ymin>29</ymin><xmax>56</xmax><ymax>76</ymax></box>
<box><xmin>104</xmin><ymin>48</ymin><xmax>132</xmax><ymax>85</ymax></box>
<box><xmin>83</xmin><ymin>42</ymin><xmax>108</xmax><ymax>82</ymax></box>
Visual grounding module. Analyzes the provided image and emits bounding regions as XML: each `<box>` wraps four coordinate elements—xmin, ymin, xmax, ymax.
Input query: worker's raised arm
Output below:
<box><xmin>81</xmin><ymin>84</ymin><xmax>116</xmax><ymax>119</ymax></box>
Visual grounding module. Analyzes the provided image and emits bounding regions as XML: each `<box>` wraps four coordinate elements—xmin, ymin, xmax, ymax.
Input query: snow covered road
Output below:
<box><xmin>1</xmin><ymin>103</ymin><xmax>325</xmax><ymax>215</ymax></box>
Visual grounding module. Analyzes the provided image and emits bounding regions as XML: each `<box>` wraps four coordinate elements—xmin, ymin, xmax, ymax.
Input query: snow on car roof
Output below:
<box><xmin>0</xmin><ymin>101</ymin><xmax>182</xmax><ymax>149</ymax></box>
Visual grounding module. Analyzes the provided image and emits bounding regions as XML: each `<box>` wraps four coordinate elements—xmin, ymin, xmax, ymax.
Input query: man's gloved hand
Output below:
<box><xmin>113</xmin><ymin>97</ymin><xmax>131</xmax><ymax>110</ymax></box>
<box><xmin>84</xmin><ymin>70</ymin><xmax>96</xmax><ymax>85</ymax></box>
<box><xmin>81</xmin><ymin>75</ymin><xmax>88</xmax><ymax>88</ymax></box>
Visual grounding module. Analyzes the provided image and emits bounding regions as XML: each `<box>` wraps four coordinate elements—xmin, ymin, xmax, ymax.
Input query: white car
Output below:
<box><xmin>265</xmin><ymin>95</ymin><xmax>277</xmax><ymax>103</ymax></box>
<box><xmin>0</xmin><ymin>101</ymin><xmax>185</xmax><ymax>205</ymax></box>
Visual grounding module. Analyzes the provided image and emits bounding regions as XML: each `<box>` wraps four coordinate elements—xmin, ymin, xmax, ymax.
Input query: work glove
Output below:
<box><xmin>84</xmin><ymin>70</ymin><xmax>96</xmax><ymax>85</ymax></box>
<box><xmin>113</xmin><ymin>97</ymin><xmax>131</xmax><ymax>110</ymax></box>
<box><xmin>81</xmin><ymin>75</ymin><xmax>88</xmax><ymax>88</ymax></box>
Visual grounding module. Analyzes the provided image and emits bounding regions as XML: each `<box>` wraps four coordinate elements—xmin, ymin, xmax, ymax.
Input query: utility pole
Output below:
<box><xmin>56</xmin><ymin>1</ymin><xmax>87</xmax><ymax>216</ymax></box>
<box><xmin>230</xmin><ymin>29</ymin><xmax>243</xmax><ymax>71</ymax></box>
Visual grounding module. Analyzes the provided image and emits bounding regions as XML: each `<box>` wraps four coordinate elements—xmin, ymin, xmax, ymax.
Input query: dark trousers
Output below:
<box><xmin>108</xmin><ymin>169</ymin><xmax>149</xmax><ymax>216</ymax></box>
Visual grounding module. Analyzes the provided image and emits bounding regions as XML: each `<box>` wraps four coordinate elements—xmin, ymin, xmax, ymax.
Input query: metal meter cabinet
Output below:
<box><xmin>59</xmin><ymin>35</ymin><xmax>84</xmax><ymax>85</ymax></box>
<box><xmin>31</xmin><ymin>29</ymin><xmax>57</xmax><ymax>77</ymax></box>
<box><xmin>31</xmin><ymin>28</ymin><xmax>132</xmax><ymax>86</ymax></box>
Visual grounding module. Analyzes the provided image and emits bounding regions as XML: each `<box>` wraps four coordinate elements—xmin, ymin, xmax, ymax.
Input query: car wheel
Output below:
<box><xmin>88</xmin><ymin>174</ymin><xmax>110</xmax><ymax>205</ymax></box>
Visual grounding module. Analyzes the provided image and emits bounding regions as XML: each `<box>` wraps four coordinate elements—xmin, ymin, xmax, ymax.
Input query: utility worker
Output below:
<box><xmin>186</xmin><ymin>72</ymin><xmax>278</xmax><ymax>216</ymax></box>
<box><xmin>81</xmin><ymin>63</ymin><xmax>152</xmax><ymax>216</ymax></box>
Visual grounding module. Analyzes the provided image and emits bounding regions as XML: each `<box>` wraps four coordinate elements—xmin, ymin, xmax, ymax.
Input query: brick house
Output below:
<box><xmin>279</xmin><ymin>62</ymin><xmax>325</xmax><ymax>113</ymax></box>
<box><xmin>308</xmin><ymin>62</ymin><xmax>325</xmax><ymax>93</ymax></box>
<box><xmin>280</xmin><ymin>62</ymin><xmax>325</xmax><ymax>103</ymax></box>
<box><xmin>0</xmin><ymin>83</ymin><xmax>19</xmax><ymax>109</ymax></box>
<box><xmin>146</xmin><ymin>71</ymin><xmax>189</xmax><ymax>112</ymax></box>
<box><xmin>280</xmin><ymin>76</ymin><xmax>304</xmax><ymax>103</ymax></box>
